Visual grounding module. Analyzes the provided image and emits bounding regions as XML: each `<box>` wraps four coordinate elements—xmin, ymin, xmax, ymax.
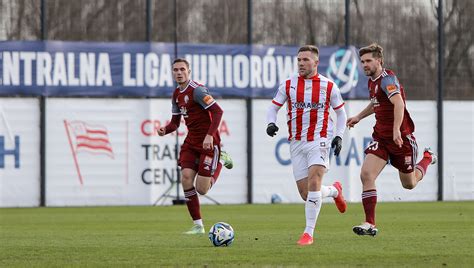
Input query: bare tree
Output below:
<box><xmin>0</xmin><ymin>0</ymin><xmax>472</xmax><ymax>99</ymax></box>
<box><xmin>0</xmin><ymin>0</ymin><xmax>39</xmax><ymax>40</ymax></box>
<box><xmin>416</xmin><ymin>0</ymin><xmax>474</xmax><ymax>99</ymax></box>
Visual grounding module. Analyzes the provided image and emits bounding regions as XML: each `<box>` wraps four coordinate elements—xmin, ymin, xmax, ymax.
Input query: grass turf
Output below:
<box><xmin>0</xmin><ymin>201</ymin><xmax>472</xmax><ymax>267</ymax></box>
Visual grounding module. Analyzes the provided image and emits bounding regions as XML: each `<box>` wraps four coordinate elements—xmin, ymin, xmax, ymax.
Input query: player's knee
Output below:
<box><xmin>181</xmin><ymin>174</ymin><xmax>194</xmax><ymax>187</ymax></box>
<box><xmin>360</xmin><ymin>170</ymin><xmax>376</xmax><ymax>184</ymax></box>
<box><xmin>181</xmin><ymin>174</ymin><xmax>193</xmax><ymax>183</ymax></box>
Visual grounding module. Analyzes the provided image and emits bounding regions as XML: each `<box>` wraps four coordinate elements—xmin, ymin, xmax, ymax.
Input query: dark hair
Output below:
<box><xmin>298</xmin><ymin>45</ymin><xmax>319</xmax><ymax>59</ymax></box>
<box><xmin>359</xmin><ymin>43</ymin><xmax>384</xmax><ymax>65</ymax></box>
<box><xmin>172</xmin><ymin>58</ymin><xmax>190</xmax><ymax>69</ymax></box>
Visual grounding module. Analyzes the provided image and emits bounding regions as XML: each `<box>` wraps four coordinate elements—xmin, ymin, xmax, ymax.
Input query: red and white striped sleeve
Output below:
<box><xmin>271</xmin><ymin>81</ymin><xmax>287</xmax><ymax>107</ymax></box>
<box><xmin>330</xmin><ymin>84</ymin><xmax>345</xmax><ymax>110</ymax></box>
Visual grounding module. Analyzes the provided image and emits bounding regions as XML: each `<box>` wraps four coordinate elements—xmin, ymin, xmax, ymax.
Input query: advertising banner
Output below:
<box><xmin>0</xmin><ymin>98</ymin><xmax>40</xmax><ymax>207</ymax></box>
<box><xmin>252</xmin><ymin>100</ymin><xmax>438</xmax><ymax>203</ymax></box>
<box><xmin>0</xmin><ymin>41</ymin><xmax>368</xmax><ymax>99</ymax></box>
<box><xmin>45</xmin><ymin>98</ymin><xmax>246</xmax><ymax>206</ymax></box>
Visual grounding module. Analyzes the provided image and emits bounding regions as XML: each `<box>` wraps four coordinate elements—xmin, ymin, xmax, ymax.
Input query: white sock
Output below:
<box><xmin>304</xmin><ymin>191</ymin><xmax>322</xmax><ymax>236</ymax></box>
<box><xmin>193</xmin><ymin>219</ymin><xmax>203</xmax><ymax>226</ymax></box>
<box><xmin>320</xmin><ymin>185</ymin><xmax>339</xmax><ymax>198</ymax></box>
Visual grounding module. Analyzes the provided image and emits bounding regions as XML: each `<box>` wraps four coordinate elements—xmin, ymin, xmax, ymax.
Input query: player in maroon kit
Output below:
<box><xmin>158</xmin><ymin>58</ymin><xmax>232</xmax><ymax>235</ymax></box>
<box><xmin>347</xmin><ymin>43</ymin><xmax>437</xmax><ymax>236</ymax></box>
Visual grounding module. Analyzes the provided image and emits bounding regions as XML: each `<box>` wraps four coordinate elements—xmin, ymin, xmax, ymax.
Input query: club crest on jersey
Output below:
<box><xmin>405</xmin><ymin>156</ymin><xmax>412</xmax><ymax>165</ymax></box>
<box><xmin>184</xmin><ymin>95</ymin><xmax>189</xmax><ymax>104</ymax></box>
<box><xmin>370</xmin><ymin>97</ymin><xmax>379</xmax><ymax>107</ymax></box>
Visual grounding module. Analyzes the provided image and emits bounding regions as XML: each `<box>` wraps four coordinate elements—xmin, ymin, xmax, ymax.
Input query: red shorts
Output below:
<box><xmin>179</xmin><ymin>142</ymin><xmax>222</xmax><ymax>178</ymax></box>
<box><xmin>364</xmin><ymin>132</ymin><xmax>418</xmax><ymax>173</ymax></box>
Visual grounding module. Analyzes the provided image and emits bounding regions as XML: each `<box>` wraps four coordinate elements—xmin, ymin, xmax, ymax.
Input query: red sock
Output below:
<box><xmin>362</xmin><ymin>189</ymin><xmax>377</xmax><ymax>225</ymax></box>
<box><xmin>210</xmin><ymin>162</ymin><xmax>223</xmax><ymax>188</ymax></box>
<box><xmin>184</xmin><ymin>187</ymin><xmax>201</xmax><ymax>221</ymax></box>
<box><xmin>415</xmin><ymin>153</ymin><xmax>432</xmax><ymax>178</ymax></box>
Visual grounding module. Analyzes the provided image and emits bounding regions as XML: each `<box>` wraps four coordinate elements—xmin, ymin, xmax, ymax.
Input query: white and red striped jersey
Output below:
<box><xmin>271</xmin><ymin>74</ymin><xmax>345</xmax><ymax>141</ymax></box>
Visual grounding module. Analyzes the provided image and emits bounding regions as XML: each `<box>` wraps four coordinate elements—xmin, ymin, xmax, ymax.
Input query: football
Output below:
<box><xmin>208</xmin><ymin>222</ymin><xmax>235</xmax><ymax>247</ymax></box>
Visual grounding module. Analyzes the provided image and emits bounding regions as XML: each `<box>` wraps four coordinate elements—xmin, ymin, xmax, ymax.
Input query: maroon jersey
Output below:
<box><xmin>172</xmin><ymin>80</ymin><xmax>221</xmax><ymax>145</ymax></box>
<box><xmin>368</xmin><ymin>69</ymin><xmax>415</xmax><ymax>138</ymax></box>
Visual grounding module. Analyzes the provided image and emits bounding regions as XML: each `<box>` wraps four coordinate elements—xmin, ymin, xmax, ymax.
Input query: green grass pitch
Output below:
<box><xmin>1</xmin><ymin>201</ymin><xmax>472</xmax><ymax>267</ymax></box>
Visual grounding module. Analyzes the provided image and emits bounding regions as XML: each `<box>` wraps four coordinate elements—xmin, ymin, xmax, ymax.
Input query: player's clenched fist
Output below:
<box><xmin>158</xmin><ymin>127</ymin><xmax>166</xmax><ymax>136</ymax></box>
<box><xmin>266</xmin><ymin>123</ymin><xmax>279</xmax><ymax>137</ymax></box>
<box><xmin>331</xmin><ymin>136</ymin><xmax>343</xmax><ymax>156</ymax></box>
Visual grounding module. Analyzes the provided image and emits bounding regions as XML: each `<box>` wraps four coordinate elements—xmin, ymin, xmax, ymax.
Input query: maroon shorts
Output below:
<box><xmin>364</xmin><ymin>132</ymin><xmax>418</xmax><ymax>173</ymax></box>
<box><xmin>179</xmin><ymin>142</ymin><xmax>221</xmax><ymax>178</ymax></box>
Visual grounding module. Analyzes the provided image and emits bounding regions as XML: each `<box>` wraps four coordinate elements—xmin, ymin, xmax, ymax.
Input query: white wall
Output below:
<box><xmin>443</xmin><ymin>101</ymin><xmax>474</xmax><ymax>200</ymax></box>
<box><xmin>0</xmin><ymin>98</ymin><xmax>472</xmax><ymax>207</ymax></box>
<box><xmin>0</xmin><ymin>98</ymin><xmax>40</xmax><ymax>207</ymax></box>
<box><xmin>45</xmin><ymin>98</ymin><xmax>247</xmax><ymax>206</ymax></box>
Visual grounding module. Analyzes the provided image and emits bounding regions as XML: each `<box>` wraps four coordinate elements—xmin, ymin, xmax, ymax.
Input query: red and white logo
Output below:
<box><xmin>64</xmin><ymin>120</ymin><xmax>115</xmax><ymax>185</ymax></box>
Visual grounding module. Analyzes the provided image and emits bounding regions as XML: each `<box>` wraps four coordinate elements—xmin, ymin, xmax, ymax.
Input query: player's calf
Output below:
<box><xmin>195</xmin><ymin>176</ymin><xmax>212</xmax><ymax>195</ymax></box>
<box><xmin>401</xmin><ymin>180</ymin><xmax>416</xmax><ymax>190</ymax></box>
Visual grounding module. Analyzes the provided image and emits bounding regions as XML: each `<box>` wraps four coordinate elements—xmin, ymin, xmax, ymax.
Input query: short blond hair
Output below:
<box><xmin>359</xmin><ymin>43</ymin><xmax>384</xmax><ymax>65</ymax></box>
<box><xmin>298</xmin><ymin>45</ymin><xmax>319</xmax><ymax>60</ymax></box>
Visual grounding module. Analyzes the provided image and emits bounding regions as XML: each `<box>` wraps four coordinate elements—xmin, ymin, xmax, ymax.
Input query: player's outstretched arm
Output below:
<box><xmin>347</xmin><ymin>102</ymin><xmax>374</xmax><ymax>128</ymax></box>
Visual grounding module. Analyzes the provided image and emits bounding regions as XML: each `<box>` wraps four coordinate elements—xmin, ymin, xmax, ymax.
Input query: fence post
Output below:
<box><xmin>146</xmin><ymin>0</ymin><xmax>151</xmax><ymax>41</ymax></box>
<box><xmin>39</xmin><ymin>0</ymin><xmax>47</xmax><ymax>207</ymax></box>
<box><xmin>437</xmin><ymin>0</ymin><xmax>444</xmax><ymax>201</ymax></box>
<box><xmin>246</xmin><ymin>0</ymin><xmax>253</xmax><ymax>204</ymax></box>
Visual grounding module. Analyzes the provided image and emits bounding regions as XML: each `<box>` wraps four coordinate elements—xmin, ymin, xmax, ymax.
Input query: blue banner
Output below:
<box><xmin>0</xmin><ymin>41</ymin><xmax>368</xmax><ymax>98</ymax></box>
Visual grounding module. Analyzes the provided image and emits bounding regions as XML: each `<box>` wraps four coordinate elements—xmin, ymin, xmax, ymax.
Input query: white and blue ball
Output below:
<box><xmin>208</xmin><ymin>222</ymin><xmax>234</xmax><ymax>247</ymax></box>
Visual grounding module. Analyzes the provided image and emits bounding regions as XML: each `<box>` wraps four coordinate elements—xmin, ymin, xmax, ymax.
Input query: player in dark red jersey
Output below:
<box><xmin>346</xmin><ymin>43</ymin><xmax>437</xmax><ymax>236</ymax></box>
<box><xmin>158</xmin><ymin>58</ymin><xmax>232</xmax><ymax>235</ymax></box>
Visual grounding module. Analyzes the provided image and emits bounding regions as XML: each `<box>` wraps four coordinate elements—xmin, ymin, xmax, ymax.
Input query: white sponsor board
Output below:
<box><xmin>46</xmin><ymin>98</ymin><xmax>246</xmax><ymax>206</ymax></box>
<box><xmin>443</xmin><ymin>101</ymin><xmax>474</xmax><ymax>200</ymax></box>
<box><xmin>252</xmin><ymin>99</ymin><xmax>438</xmax><ymax>203</ymax></box>
<box><xmin>0</xmin><ymin>98</ymin><xmax>40</xmax><ymax>207</ymax></box>
<box><xmin>1</xmin><ymin>97</ymin><xmax>472</xmax><ymax>208</ymax></box>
